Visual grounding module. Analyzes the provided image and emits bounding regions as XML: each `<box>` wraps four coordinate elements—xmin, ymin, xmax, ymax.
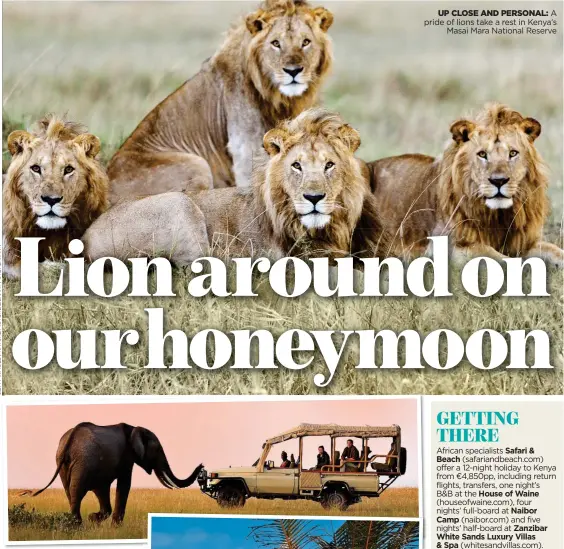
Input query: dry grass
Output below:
<box><xmin>7</xmin><ymin>487</ymin><xmax>419</xmax><ymax>541</ymax></box>
<box><xmin>2</xmin><ymin>264</ymin><xmax>563</xmax><ymax>395</ymax></box>
<box><xmin>2</xmin><ymin>2</ymin><xmax>563</xmax><ymax>395</ymax></box>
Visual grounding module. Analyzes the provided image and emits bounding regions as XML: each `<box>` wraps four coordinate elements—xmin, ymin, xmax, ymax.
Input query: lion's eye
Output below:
<box><xmin>30</xmin><ymin>165</ymin><xmax>41</xmax><ymax>174</ymax></box>
<box><xmin>509</xmin><ymin>150</ymin><xmax>519</xmax><ymax>158</ymax></box>
<box><xmin>291</xmin><ymin>161</ymin><xmax>302</xmax><ymax>171</ymax></box>
<box><xmin>477</xmin><ymin>151</ymin><xmax>487</xmax><ymax>159</ymax></box>
<box><xmin>302</xmin><ymin>38</ymin><xmax>311</xmax><ymax>47</ymax></box>
<box><xmin>64</xmin><ymin>165</ymin><xmax>75</xmax><ymax>175</ymax></box>
<box><xmin>325</xmin><ymin>161</ymin><xmax>335</xmax><ymax>171</ymax></box>
<box><xmin>271</xmin><ymin>40</ymin><xmax>281</xmax><ymax>48</ymax></box>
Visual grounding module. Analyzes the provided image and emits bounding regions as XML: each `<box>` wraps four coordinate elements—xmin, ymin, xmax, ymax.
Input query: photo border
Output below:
<box><xmin>148</xmin><ymin>512</ymin><xmax>422</xmax><ymax>549</ymax></box>
<box><xmin>2</xmin><ymin>394</ymin><xmax>422</xmax><ymax>546</ymax></box>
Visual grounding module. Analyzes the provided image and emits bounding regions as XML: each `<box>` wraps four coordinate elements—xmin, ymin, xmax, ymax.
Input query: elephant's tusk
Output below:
<box><xmin>162</xmin><ymin>471</ymin><xmax>180</xmax><ymax>489</ymax></box>
<box><xmin>155</xmin><ymin>471</ymin><xmax>172</xmax><ymax>490</ymax></box>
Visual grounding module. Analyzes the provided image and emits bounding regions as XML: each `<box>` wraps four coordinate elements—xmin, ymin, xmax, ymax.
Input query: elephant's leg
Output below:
<box><xmin>60</xmin><ymin>465</ymin><xmax>72</xmax><ymax>506</ymax></box>
<box><xmin>111</xmin><ymin>471</ymin><xmax>132</xmax><ymax>525</ymax></box>
<box><xmin>89</xmin><ymin>485</ymin><xmax>112</xmax><ymax>523</ymax></box>
<box><xmin>68</xmin><ymin>482</ymin><xmax>88</xmax><ymax>524</ymax></box>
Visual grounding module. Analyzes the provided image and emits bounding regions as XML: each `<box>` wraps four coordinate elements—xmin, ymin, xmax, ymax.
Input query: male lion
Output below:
<box><xmin>3</xmin><ymin>116</ymin><xmax>108</xmax><ymax>278</ymax></box>
<box><xmin>107</xmin><ymin>0</ymin><xmax>334</xmax><ymax>204</ymax></box>
<box><xmin>84</xmin><ymin>109</ymin><xmax>386</xmax><ymax>263</ymax></box>
<box><xmin>367</xmin><ymin>103</ymin><xmax>564</xmax><ymax>265</ymax></box>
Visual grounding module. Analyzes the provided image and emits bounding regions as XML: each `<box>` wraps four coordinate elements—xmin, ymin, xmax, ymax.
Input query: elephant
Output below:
<box><xmin>27</xmin><ymin>422</ymin><xmax>204</xmax><ymax>524</ymax></box>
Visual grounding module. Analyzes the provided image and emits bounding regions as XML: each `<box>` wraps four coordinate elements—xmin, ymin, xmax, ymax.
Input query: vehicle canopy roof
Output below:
<box><xmin>265</xmin><ymin>423</ymin><xmax>400</xmax><ymax>445</ymax></box>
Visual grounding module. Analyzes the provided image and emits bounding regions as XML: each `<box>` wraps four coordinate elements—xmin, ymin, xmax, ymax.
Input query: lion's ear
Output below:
<box><xmin>338</xmin><ymin>124</ymin><xmax>361</xmax><ymax>153</ymax></box>
<box><xmin>313</xmin><ymin>7</ymin><xmax>333</xmax><ymax>32</ymax></box>
<box><xmin>246</xmin><ymin>9</ymin><xmax>267</xmax><ymax>35</ymax></box>
<box><xmin>450</xmin><ymin>120</ymin><xmax>475</xmax><ymax>144</ymax></box>
<box><xmin>263</xmin><ymin>128</ymin><xmax>288</xmax><ymax>157</ymax></box>
<box><xmin>521</xmin><ymin>118</ymin><xmax>541</xmax><ymax>142</ymax></box>
<box><xmin>7</xmin><ymin>130</ymin><xmax>33</xmax><ymax>156</ymax></box>
<box><xmin>73</xmin><ymin>134</ymin><xmax>101</xmax><ymax>158</ymax></box>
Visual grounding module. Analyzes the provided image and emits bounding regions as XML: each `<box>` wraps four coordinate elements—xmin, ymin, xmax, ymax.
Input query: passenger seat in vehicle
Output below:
<box><xmin>333</xmin><ymin>450</ymin><xmax>341</xmax><ymax>468</ymax></box>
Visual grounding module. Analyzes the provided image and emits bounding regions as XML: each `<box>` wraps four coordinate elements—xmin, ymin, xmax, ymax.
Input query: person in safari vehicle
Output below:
<box><xmin>341</xmin><ymin>439</ymin><xmax>360</xmax><ymax>471</ymax></box>
<box><xmin>280</xmin><ymin>451</ymin><xmax>291</xmax><ymax>468</ymax></box>
<box><xmin>371</xmin><ymin>441</ymin><xmax>398</xmax><ymax>472</ymax></box>
<box><xmin>314</xmin><ymin>445</ymin><xmax>330</xmax><ymax>470</ymax></box>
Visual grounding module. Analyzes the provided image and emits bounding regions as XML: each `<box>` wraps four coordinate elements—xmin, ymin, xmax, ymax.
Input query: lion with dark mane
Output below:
<box><xmin>107</xmin><ymin>0</ymin><xmax>334</xmax><ymax>204</ymax></box>
<box><xmin>85</xmin><ymin>109</ymin><xmax>386</xmax><ymax>264</ymax></box>
<box><xmin>3</xmin><ymin>115</ymin><xmax>108</xmax><ymax>278</ymax></box>
<box><xmin>367</xmin><ymin>103</ymin><xmax>563</xmax><ymax>265</ymax></box>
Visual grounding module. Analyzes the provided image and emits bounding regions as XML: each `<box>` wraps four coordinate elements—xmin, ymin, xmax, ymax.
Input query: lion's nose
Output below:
<box><xmin>488</xmin><ymin>177</ymin><xmax>510</xmax><ymax>189</ymax></box>
<box><xmin>41</xmin><ymin>195</ymin><xmax>62</xmax><ymax>206</ymax></box>
<box><xmin>283</xmin><ymin>66</ymin><xmax>304</xmax><ymax>79</ymax></box>
<box><xmin>304</xmin><ymin>193</ymin><xmax>326</xmax><ymax>205</ymax></box>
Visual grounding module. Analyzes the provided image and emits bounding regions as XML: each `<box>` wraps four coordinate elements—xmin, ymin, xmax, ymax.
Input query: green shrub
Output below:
<box><xmin>8</xmin><ymin>503</ymin><xmax>80</xmax><ymax>531</ymax></box>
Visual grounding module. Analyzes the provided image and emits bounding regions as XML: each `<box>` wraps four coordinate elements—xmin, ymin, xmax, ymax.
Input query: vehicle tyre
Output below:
<box><xmin>320</xmin><ymin>488</ymin><xmax>350</xmax><ymax>511</ymax></box>
<box><xmin>216</xmin><ymin>484</ymin><xmax>246</xmax><ymax>508</ymax></box>
<box><xmin>399</xmin><ymin>447</ymin><xmax>407</xmax><ymax>475</ymax></box>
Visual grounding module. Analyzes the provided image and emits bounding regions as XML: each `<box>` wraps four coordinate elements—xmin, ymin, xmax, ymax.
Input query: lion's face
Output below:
<box><xmin>263</xmin><ymin>111</ymin><xmax>363</xmax><ymax>231</ymax></box>
<box><xmin>281</xmin><ymin>139</ymin><xmax>344</xmax><ymax>229</ymax></box>
<box><xmin>246</xmin><ymin>4</ymin><xmax>333</xmax><ymax>98</ymax></box>
<box><xmin>7</xmin><ymin>129</ymin><xmax>102</xmax><ymax>230</ymax></box>
<box><xmin>450</xmin><ymin>116</ymin><xmax>541</xmax><ymax>210</ymax></box>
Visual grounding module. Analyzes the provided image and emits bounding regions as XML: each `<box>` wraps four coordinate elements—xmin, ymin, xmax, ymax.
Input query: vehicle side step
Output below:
<box><xmin>377</xmin><ymin>475</ymin><xmax>400</xmax><ymax>496</ymax></box>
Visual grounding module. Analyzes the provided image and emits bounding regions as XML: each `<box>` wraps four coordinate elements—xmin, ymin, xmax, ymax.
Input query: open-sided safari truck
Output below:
<box><xmin>198</xmin><ymin>423</ymin><xmax>406</xmax><ymax>510</ymax></box>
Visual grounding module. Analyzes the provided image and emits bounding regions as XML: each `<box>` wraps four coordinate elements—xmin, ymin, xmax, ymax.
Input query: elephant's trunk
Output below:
<box><xmin>156</xmin><ymin>460</ymin><xmax>204</xmax><ymax>489</ymax></box>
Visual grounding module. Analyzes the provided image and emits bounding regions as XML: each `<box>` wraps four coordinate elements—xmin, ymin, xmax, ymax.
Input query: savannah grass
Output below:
<box><xmin>7</xmin><ymin>487</ymin><xmax>419</xmax><ymax>541</ymax></box>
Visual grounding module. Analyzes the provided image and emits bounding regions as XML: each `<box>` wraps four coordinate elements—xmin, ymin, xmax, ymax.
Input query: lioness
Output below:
<box><xmin>84</xmin><ymin>109</ymin><xmax>386</xmax><ymax>263</ymax></box>
<box><xmin>3</xmin><ymin>116</ymin><xmax>108</xmax><ymax>278</ymax></box>
<box><xmin>367</xmin><ymin>103</ymin><xmax>564</xmax><ymax>265</ymax></box>
<box><xmin>107</xmin><ymin>0</ymin><xmax>334</xmax><ymax>204</ymax></box>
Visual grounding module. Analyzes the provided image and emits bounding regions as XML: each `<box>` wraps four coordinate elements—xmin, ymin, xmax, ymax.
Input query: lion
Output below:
<box><xmin>366</xmin><ymin>103</ymin><xmax>564</xmax><ymax>266</ymax></box>
<box><xmin>3</xmin><ymin>115</ymin><xmax>109</xmax><ymax>278</ymax></box>
<box><xmin>84</xmin><ymin>108</ymin><xmax>386</xmax><ymax>264</ymax></box>
<box><xmin>106</xmin><ymin>0</ymin><xmax>334</xmax><ymax>204</ymax></box>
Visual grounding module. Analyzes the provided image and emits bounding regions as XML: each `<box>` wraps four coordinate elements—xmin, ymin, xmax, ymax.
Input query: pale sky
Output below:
<box><xmin>7</xmin><ymin>399</ymin><xmax>419</xmax><ymax>488</ymax></box>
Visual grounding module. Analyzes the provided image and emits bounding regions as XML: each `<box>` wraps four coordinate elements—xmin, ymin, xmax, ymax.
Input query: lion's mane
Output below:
<box><xmin>438</xmin><ymin>103</ymin><xmax>549</xmax><ymax>255</ymax></box>
<box><xmin>3</xmin><ymin>115</ymin><xmax>108</xmax><ymax>275</ymax></box>
<box><xmin>253</xmin><ymin>109</ymin><xmax>385</xmax><ymax>259</ymax></box>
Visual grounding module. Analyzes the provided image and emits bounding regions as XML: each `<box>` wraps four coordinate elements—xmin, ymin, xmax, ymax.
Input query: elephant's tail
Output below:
<box><xmin>31</xmin><ymin>423</ymin><xmax>84</xmax><ymax>497</ymax></box>
<box><xmin>31</xmin><ymin>461</ymin><xmax>66</xmax><ymax>497</ymax></box>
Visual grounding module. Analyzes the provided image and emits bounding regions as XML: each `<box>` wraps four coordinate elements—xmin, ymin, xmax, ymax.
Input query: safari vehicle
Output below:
<box><xmin>198</xmin><ymin>423</ymin><xmax>407</xmax><ymax>510</ymax></box>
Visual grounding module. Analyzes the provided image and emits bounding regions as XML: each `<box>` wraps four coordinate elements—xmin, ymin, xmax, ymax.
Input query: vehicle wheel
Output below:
<box><xmin>399</xmin><ymin>448</ymin><xmax>407</xmax><ymax>475</ymax></box>
<box><xmin>321</xmin><ymin>488</ymin><xmax>350</xmax><ymax>511</ymax></box>
<box><xmin>216</xmin><ymin>484</ymin><xmax>246</xmax><ymax>508</ymax></box>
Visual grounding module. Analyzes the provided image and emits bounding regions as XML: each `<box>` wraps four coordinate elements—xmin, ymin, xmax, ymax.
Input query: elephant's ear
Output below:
<box><xmin>130</xmin><ymin>427</ymin><xmax>153</xmax><ymax>475</ymax></box>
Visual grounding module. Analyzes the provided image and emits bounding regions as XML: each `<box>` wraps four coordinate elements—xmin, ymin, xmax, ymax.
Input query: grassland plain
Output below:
<box><xmin>2</xmin><ymin>2</ymin><xmax>563</xmax><ymax>395</ymax></box>
<box><xmin>7</xmin><ymin>487</ymin><xmax>418</xmax><ymax>541</ymax></box>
